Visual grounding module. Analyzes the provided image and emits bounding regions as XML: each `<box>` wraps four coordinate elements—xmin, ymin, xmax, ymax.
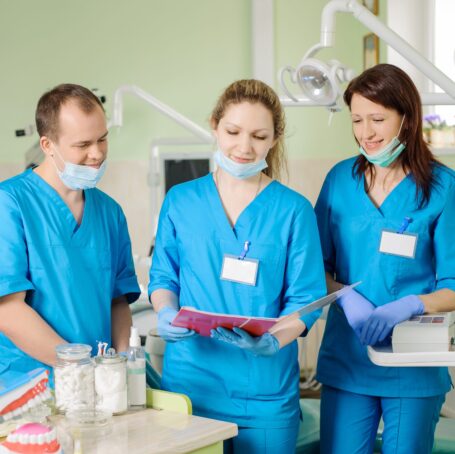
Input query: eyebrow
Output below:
<box><xmin>72</xmin><ymin>131</ymin><xmax>109</xmax><ymax>146</ymax></box>
<box><xmin>224</xmin><ymin>122</ymin><xmax>271</xmax><ymax>133</ymax></box>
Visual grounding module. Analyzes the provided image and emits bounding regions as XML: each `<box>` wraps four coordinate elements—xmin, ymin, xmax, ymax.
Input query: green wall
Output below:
<box><xmin>1</xmin><ymin>0</ymin><xmax>389</xmax><ymax>164</ymax></box>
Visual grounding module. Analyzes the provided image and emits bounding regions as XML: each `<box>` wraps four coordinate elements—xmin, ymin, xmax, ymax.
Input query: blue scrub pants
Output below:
<box><xmin>320</xmin><ymin>385</ymin><xmax>445</xmax><ymax>454</ymax></box>
<box><xmin>223</xmin><ymin>423</ymin><xmax>300</xmax><ymax>454</ymax></box>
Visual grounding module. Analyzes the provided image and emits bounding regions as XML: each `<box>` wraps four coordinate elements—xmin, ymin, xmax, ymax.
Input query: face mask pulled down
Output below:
<box><xmin>214</xmin><ymin>149</ymin><xmax>267</xmax><ymax>180</ymax></box>
<box><xmin>358</xmin><ymin>116</ymin><xmax>406</xmax><ymax>168</ymax></box>
<box><xmin>52</xmin><ymin>148</ymin><xmax>106</xmax><ymax>190</ymax></box>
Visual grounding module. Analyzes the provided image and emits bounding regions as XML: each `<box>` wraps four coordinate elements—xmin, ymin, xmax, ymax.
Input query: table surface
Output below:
<box><xmin>51</xmin><ymin>408</ymin><xmax>238</xmax><ymax>454</ymax></box>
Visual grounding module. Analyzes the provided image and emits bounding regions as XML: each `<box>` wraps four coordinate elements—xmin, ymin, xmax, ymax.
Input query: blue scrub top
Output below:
<box><xmin>315</xmin><ymin>157</ymin><xmax>455</xmax><ymax>398</ymax></box>
<box><xmin>0</xmin><ymin>169</ymin><xmax>140</xmax><ymax>377</ymax></box>
<box><xmin>149</xmin><ymin>174</ymin><xmax>326</xmax><ymax>428</ymax></box>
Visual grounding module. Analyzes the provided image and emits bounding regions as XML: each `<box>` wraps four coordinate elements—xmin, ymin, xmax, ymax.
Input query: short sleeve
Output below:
<box><xmin>112</xmin><ymin>208</ymin><xmax>141</xmax><ymax>303</ymax></box>
<box><xmin>148</xmin><ymin>193</ymin><xmax>180</xmax><ymax>297</ymax></box>
<box><xmin>0</xmin><ymin>190</ymin><xmax>35</xmax><ymax>297</ymax></box>
<box><xmin>280</xmin><ymin>202</ymin><xmax>327</xmax><ymax>332</ymax></box>
<box><xmin>434</xmin><ymin>183</ymin><xmax>455</xmax><ymax>292</ymax></box>
<box><xmin>314</xmin><ymin>171</ymin><xmax>336</xmax><ymax>275</ymax></box>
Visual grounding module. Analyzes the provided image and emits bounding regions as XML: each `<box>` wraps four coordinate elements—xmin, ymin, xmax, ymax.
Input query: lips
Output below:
<box><xmin>230</xmin><ymin>156</ymin><xmax>253</xmax><ymax>164</ymax></box>
<box><xmin>363</xmin><ymin>140</ymin><xmax>383</xmax><ymax>152</ymax></box>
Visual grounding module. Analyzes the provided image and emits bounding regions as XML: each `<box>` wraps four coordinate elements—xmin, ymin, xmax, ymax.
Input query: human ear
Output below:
<box><xmin>39</xmin><ymin>136</ymin><xmax>53</xmax><ymax>156</ymax></box>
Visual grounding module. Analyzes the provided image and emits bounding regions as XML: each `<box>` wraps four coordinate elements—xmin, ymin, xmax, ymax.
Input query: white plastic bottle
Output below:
<box><xmin>127</xmin><ymin>327</ymin><xmax>147</xmax><ymax>410</ymax></box>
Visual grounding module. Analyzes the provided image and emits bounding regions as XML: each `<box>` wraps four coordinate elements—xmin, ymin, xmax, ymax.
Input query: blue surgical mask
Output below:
<box><xmin>52</xmin><ymin>148</ymin><xmax>107</xmax><ymax>190</ymax></box>
<box><xmin>214</xmin><ymin>149</ymin><xmax>267</xmax><ymax>180</ymax></box>
<box><xmin>358</xmin><ymin>115</ymin><xmax>406</xmax><ymax>168</ymax></box>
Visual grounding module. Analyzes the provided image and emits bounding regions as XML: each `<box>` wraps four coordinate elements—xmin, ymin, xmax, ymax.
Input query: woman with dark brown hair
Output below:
<box><xmin>315</xmin><ymin>64</ymin><xmax>455</xmax><ymax>453</ymax></box>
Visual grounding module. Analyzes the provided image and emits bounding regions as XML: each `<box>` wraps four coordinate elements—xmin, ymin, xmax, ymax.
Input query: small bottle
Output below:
<box><xmin>127</xmin><ymin>327</ymin><xmax>146</xmax><ymax>410</ymax></box>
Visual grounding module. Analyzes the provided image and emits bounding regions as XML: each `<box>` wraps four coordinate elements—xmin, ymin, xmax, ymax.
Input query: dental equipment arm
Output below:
<box><xmin>281</xmin><ymin>0</ymin><xmax>455</xmax><ymax>107</ymax></box>
<box><xmin>0</xmin><ymin>292</ymin><xmax>66</xmax><ymax>367</ymax></box>
<box><xmin>110</xmin><ymin>85</ymin><xmax>213</xmax><ymax>142</ymax></box>
<box><xmin>111</xmin><ymin>295</ymin><xmax>132</xmax><ymax>353</ymax></box>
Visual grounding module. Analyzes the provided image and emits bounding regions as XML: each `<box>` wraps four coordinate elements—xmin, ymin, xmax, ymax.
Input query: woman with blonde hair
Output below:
<box><xmin>149</xmin><ymin>79</ymin><xmax>326</xmax><ymax>453</ymax></box>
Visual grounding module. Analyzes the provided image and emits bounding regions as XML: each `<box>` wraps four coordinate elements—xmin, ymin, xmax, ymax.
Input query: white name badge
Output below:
<box><xmin>221</xmin><ymin>254</ymin><xmax>259</xmax><ymax>286</ymax></box>
<box><xmin>379</xmin><ymin>230</ymin><xmax>418</xmax><ymax>259</ymax></box>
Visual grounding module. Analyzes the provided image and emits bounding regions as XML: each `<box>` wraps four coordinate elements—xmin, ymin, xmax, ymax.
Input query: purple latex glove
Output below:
<box><xmin>360</xmin><ymin>295</ymin><xmax>425</xmax><ymax>346</ymax></box>
<box><xmin>210</xmin><ymin>327</ymin><xmax>280</xmax><ymax>357</ymax></box>
<box><xmin>157</xmin><ymin>307</ymin><xmax>196</xmax><ymax>343</ymax></box>
<box><xmin>337</xmin><ymin>289</ymin><xmax>375</xmax><ymax>338</ymax></box>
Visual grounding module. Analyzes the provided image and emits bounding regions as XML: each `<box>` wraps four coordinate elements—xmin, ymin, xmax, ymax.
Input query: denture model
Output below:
<box><xmin>0</xmin><ymin>369</ymin><xmax>51</xmax><ymax>422</ymax></box>
<box><xmin>0</xmin><ymin>422</ymin><xmax>62</xmax><ymax>453</ymax></box>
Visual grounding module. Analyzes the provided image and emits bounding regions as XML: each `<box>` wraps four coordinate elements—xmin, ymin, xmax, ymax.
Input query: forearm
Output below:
<box><xmin>150</xmin><ymin>289</ymin><xmax>179</xmax><ymax>313</ymax></box>
<box><xmin>0</xmin><ymin>294</ymin><xmax>65</xmax><ymax>366</ymax></box>
<box><xmin>269</xmin><ymin>317</ymin><xmax>306</xmax><ymax>348</ymax></box>
<box><xmin>111</xmin><ymin>296</ymin><xmax>132</xmax><ymax>352</ymax></box>
<box><xmin>420</xmin><ymin>289</ymin><xmax>455</xmax><ymax>314</ymax></box>
<box><xmin>326</xmin><ymin>272</ymin><xmax>343</xmax><ymax>293</ymax></box>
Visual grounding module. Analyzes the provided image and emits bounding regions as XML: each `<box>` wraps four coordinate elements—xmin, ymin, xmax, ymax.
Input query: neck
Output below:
<box><xmin>34</xmin><ymin>159</ymin><xmax>83</xmax><ymax>202</ymax></box>
<box><xmin>215</xmin><ymin>168</ymin><xmax>262</xmax><ymax>189</ymax></box>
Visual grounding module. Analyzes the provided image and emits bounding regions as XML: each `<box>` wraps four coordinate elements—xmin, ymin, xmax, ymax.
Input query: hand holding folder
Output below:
<box><xmin>171</xmin><ymin>282</ymin><xmax>360</xmax><ymax>337</ymax></box>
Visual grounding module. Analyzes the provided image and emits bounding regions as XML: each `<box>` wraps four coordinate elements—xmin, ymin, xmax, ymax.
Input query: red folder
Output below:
<box><xmin>171</xmin><ymin>307</ymin><xmax>278</xmax><ymax>337</ymax></box>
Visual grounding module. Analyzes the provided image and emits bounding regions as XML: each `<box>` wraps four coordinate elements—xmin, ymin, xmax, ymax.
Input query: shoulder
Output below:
<box><xmin>433</xmin><ymin>163</ymin><xmax>455</xmax><ymax>186</ymax></box>
<box><xmin>272</xmin><ymin>181</ymin><xmax>314</xmax><ymax>213</ymax></box>
<box><xmin>326</xmin><ymin>156</ymin><xmax>358</xmax><ymax>182</ymax></box>
<box><xmin>0</xmin><ymin>170</ymin><xmax>30</xmax><ymax>194</ymax></box>
<box><xmin>89</xmin><ymin>188</ymin><xmax>125</xmax><ymax>219</ymax></box>
<box><xmin>0</xmin><ymin>171</ymin><xmax>32</xmax><ymax>209</ymax></box>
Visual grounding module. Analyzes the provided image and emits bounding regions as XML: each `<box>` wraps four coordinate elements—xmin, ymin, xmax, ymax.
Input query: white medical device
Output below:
<box><xmin>392</xmin><ymin>312</ymin><xmax>455</xmax><ymax>353</ymax></box>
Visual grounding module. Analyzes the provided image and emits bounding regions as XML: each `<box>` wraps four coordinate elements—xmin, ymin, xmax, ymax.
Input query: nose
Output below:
<box><xmin>362</xmin><ymin>121</ymin><xmax>375</xmax><ymax>139</ymax></box>
<box><xmin>238</xmin><ymin>133</ymin><xmax>253</xmax><ymax>154</ymax></box>
<box><xmin>88</xmin><ymin>141</ymin><xmax>107</xmax><ymax>161</ymax></box>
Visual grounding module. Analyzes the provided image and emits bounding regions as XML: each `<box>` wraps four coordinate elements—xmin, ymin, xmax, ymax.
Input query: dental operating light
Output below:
<box><xmin>280</xmin><ymin>0</ymin><xmax>455</xmax><ymax>108</ymax></box>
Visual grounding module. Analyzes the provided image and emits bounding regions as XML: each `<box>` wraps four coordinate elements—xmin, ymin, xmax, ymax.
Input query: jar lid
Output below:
<box><xmin>55</xmin><ymin>343</ymin><xmax>92</xmax><ymax>361</ymax></box>
<box><xmin>95</xmin><ymin>348</ymin><xmax>126</xmax><ymax>365</ymax></box>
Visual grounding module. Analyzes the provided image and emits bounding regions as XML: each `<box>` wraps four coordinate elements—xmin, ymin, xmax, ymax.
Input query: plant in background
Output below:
<box><xmin>423</xmin><ymin>114</ymin><xmax>448</xmax><ymax>130</ymax></box>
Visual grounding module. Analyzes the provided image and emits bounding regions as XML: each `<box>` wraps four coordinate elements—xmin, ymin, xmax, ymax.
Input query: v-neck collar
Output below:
<box><xmin>205</xmin><ymin>173</ymin><xmax>278</xmax><ymax>241</ymax></box>
<box><xmin>360</xmin><ymin>172</ymin><xmax>413</xmax><ymax>217</ymax></box>
<box><xmin>28</xmin><ymin>169</ymin><xmax>89</xmax><ymax>237</ymax></box>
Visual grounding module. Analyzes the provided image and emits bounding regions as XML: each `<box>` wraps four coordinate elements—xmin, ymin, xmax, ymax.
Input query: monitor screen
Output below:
<box><xmin>164</xmin><ymin>158</ymin><xmax>210</xmax><ymax>193</ymax></box>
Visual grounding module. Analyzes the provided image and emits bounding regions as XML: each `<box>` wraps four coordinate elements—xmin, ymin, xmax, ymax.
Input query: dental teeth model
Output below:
<box><xmin>0</xmin><ymin>422</ymin><xmax>62</xmax><ymax>453</ymax></box>
<box><xmin>0</xmin><ymin>369</ymin><xmax>51</xmax><ymax>423</ymax></box>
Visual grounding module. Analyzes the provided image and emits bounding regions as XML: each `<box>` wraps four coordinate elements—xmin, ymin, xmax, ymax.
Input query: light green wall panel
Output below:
<box><xmin>0</xmin><ymin>0</ymin><xmax>250</xmax><ymax>163</ymax></box>
<box><xmin>1</xmin><ymin>0</ymin><xmax>395</xmax><ymax>165</ymax></box>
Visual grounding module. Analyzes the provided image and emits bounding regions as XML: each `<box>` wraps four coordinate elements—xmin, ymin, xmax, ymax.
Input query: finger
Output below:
<box><xmin>232</xmin><ymin>327</ymin><xmax>252</xmax><ymax>340</ymax></box>
<box><xmin>360</xmin><ymin>318</ymin><xmax>378</xmax><ymax>345</ymax></box>
<box><xmin>167</xmin><ymin>325</ymin><xmax>192</xmax><ymax>334</ymax></box>
<box><xmin>368</xmin><ymin>322</ymin><xmax>385</xmax><ymax>346</ymax></box>
<box><xmin>173</xmin><ymin>329</ymin><xmax>197</xmax><ymax>338</ymax></box>
<box><xmin>216</xmin><ymin>327</ymin><xmax>239</xmax><ymax>341</ymax></box>
<box><xmin>377</xmin><ymin>325</ymin><xmax>392</xmax><ymax>343</ymax></box>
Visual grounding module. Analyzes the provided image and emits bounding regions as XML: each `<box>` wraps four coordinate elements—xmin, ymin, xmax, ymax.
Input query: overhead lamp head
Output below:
<box><xmin>296</xmin><ymin>58</ymin><xmax>339</xmax><ymax>105</ymax></box>
<box><xmin>279</xmin><ymin>47</ymin><xmax>355</xmax><ymax>110</ymax></box>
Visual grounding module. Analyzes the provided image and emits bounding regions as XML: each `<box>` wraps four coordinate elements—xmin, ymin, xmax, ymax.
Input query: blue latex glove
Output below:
<box><xmin>360</xmin><ymin>295</ymin><xmax>425</xmax><ymax>346</ymax></box>
<box><xmin>210</xmin><ymin>327</ymin><xmax>280</xmax><ymax>357</ymax></box>
<box><xmin>337</xmin><ymin>289</ymin><xmax>375</xmax><ymax>338</ymax></box>
<box><xmin>157</xmin><ymin>307</ymin><xmax>196</xmax><ymax>343</ymax></box>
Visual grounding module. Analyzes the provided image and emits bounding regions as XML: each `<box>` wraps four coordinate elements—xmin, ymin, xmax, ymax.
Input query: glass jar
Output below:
<box><xmin>95</xmin><ymin>349</ymin><xmax>127</xmax><ymax>415</ymax></box>
<box><xmin>54</xmin><ymin>344</ymin><xmax>95</xmax><ymax>414</ymax></box>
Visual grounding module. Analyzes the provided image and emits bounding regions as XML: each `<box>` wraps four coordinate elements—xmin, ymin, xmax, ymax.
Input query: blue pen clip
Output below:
<box><xmin>238</xmin><ymin>241</ymin><xmax>250</xmax><ymax>260</ymax></box>
<box><xmin>397</xmin><ymin>217</ymin><xmax>412</xmax><ymax>234</ymax></box>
